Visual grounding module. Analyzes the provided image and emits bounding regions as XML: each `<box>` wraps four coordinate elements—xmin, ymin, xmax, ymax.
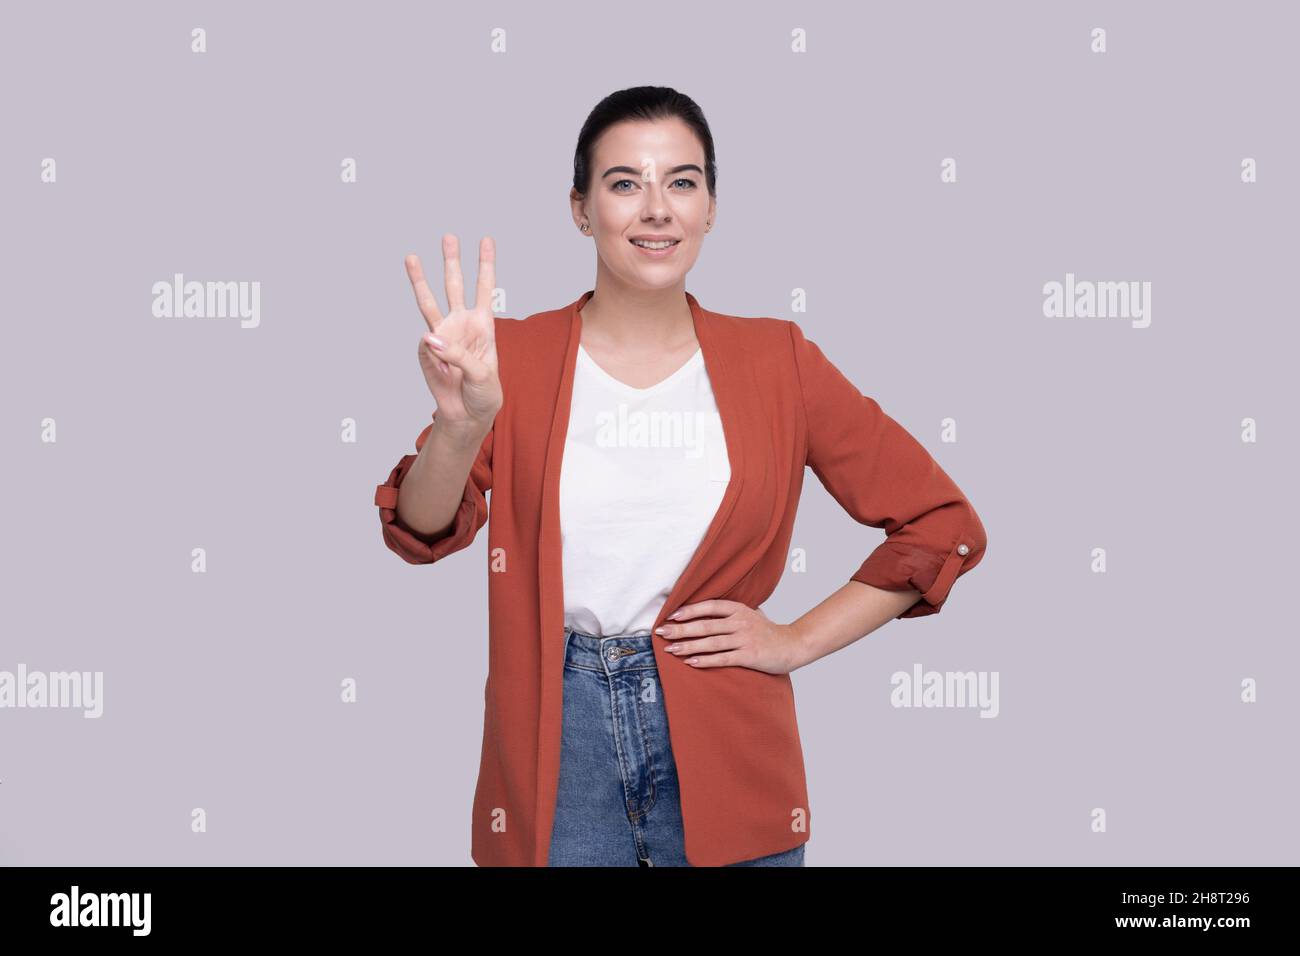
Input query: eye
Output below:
<box><xmin>611</xmin><ymin>177</ymin><xmax>698</xmax><ymax>192</ymax></box>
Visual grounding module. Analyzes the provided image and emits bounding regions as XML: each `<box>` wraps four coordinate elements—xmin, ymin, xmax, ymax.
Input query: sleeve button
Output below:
<box><xmin>956</xmin><ymin>544</ymin><xmax>970</xmax><ymax>556</ymax></box>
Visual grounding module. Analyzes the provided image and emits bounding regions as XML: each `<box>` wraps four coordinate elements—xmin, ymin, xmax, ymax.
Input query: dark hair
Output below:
<box><xmin>572</xmin><ymin>86</ymin><xmax>718</xmax><ymax>199</ymax></box>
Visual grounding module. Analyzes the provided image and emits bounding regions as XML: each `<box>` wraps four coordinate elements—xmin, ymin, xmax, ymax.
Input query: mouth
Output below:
<box><xmin>629</xmin><ymin>238</ymin><xmax>681</xmax><ymax>256</ymax></box>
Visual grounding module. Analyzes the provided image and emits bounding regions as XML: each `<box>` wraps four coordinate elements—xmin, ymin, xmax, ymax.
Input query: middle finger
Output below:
<box><xmin>475</xmin><ymin>236</ymin><xmax>496</xmax><ymax>313</ymax></box>
<box><xmin>443</xmin><ymin>233</ymin><xmax>466</xmax><ymax>313</ymax></box>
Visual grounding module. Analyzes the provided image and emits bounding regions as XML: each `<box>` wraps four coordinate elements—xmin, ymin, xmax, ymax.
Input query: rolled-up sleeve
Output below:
<box><xmin>788</xmin><ymin>320</ymin><xmax>987</xmax><ymax>618</ymax></box>
<box><xmin>374</xmin><ymin>410</ymin><xmax>493</xmax><ymax>565</ymax></box>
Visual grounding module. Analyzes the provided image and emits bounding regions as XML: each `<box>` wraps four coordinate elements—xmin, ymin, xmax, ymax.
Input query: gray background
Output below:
<box><xmin>2</xmin><ymin>1</ymin><xmax>1296</xmax><ymax>865</ymax></box>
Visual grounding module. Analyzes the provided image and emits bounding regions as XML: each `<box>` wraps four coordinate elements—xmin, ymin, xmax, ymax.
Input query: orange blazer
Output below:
<box><xmin>374</xmin><ymin>289</ymin><xmax>988</xmax><ymax>866</ymax></box>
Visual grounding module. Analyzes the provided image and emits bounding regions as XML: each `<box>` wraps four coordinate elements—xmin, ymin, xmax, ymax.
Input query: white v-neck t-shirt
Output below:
<box><xmin>559</xmin><ymin>342</ymin><xmax>731</xmax><ymax>638</ymax></box>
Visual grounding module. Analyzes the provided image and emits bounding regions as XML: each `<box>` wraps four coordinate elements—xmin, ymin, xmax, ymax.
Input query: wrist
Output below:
<box><xmin>784</xmin><ymin>618</ymin><xmax>817</xmax><ymax>671</ymax></box>
<box><xmin>433</xmin><ymin>414</ymin><xmax>492</xmax><ymax>452</ymax></box>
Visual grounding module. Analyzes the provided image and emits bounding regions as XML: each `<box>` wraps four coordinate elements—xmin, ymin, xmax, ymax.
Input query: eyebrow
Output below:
<box><xmin>601</xmin><ymin>164</ymin><xmax>703</xmax><ymax>178</ymax></box>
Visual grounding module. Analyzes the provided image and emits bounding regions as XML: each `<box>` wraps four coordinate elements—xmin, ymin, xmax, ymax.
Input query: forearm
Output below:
<box><xmin>788</xmin><ymin>580</ymin><xmax>921</xmax><ymax>669</ymax></box>
<box><xmin>394</xmin><ymin>418</ymin><xmax>489</xmax><ymax>541</ymax></box>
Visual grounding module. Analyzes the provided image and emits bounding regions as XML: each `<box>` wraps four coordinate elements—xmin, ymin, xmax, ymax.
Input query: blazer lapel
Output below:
<box><xmin>536</xmin><ymin>288</ymin><xmax>748</xmax><ymax>646</ymax></box>
<box><xmin>658</xmin><ymin>290</ymin><xmax>748</xmax><ymax>631</ymax></box>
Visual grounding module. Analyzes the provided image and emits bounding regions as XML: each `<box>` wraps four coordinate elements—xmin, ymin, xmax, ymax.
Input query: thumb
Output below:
<box><xmin>425</xmin><ymin>333</ymin><xmax>491</xmax><ymax>386</ymax></box>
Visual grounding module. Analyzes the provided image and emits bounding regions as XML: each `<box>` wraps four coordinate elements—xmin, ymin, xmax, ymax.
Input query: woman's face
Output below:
<box><xmin>571</xmin><ymin>116</ymin><xmax>716</xmax><ymax>292</ymax></box>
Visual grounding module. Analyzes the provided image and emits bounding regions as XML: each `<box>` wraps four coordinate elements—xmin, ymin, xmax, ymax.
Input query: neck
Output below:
<box><xmin>578</xmin><ymin>274</ymin><xmax>695</xmax><ymax>350</ymax></box>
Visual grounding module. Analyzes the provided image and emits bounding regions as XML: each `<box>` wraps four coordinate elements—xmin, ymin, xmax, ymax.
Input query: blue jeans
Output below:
<box><xmin>547</xmin><ymin>626</ymin><xmax>807</xmax><ymax>867</ymax></box>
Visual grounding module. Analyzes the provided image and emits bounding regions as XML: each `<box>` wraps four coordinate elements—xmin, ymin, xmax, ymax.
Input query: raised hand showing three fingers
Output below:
<box><xmin>405</xmin><ymin>234</ymin><xmax>503</xmax><ymax>438</ymax></box>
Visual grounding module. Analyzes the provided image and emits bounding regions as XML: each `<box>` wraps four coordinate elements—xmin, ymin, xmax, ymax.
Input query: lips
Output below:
<box><xmin>628</xmin><ymin>238</ymin><xmax>681</xmax><ymax>259</ymax></box>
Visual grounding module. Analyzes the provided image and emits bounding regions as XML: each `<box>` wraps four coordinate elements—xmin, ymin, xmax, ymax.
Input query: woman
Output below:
<box><xmin>375</xmin><ymin>87</ymin><xmax>988</xmax><ymax>867</ymax></box>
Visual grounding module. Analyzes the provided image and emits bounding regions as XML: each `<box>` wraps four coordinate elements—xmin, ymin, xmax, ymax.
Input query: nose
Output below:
<box><xmin>640</xmin><ymin>183</ymin><xmax>671</xmax><ymax>222</ymax></box>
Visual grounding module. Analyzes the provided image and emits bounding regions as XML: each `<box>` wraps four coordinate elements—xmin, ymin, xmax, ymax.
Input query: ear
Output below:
<box><xmin>569</xmin><ymin>188</ymin><xmax>587</xmax><ymax>230</ymax></box>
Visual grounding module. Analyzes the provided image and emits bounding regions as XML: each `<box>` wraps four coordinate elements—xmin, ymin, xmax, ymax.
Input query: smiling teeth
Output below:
<box><xmin>632</xmin><ymin>239</ymin><xmax>678</xmax><ymax>249</ymax></box>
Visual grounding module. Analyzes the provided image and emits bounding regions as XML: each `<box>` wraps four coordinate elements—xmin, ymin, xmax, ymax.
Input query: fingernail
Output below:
<box><xmin>654</xmin><ymin>627</ymin><xmax>666</xmax><ymax>635</ymax></box>
<box><xmin>429</xmin><ymin>335</ymin><xmax>446</xmax><ymax>350</ymax></box>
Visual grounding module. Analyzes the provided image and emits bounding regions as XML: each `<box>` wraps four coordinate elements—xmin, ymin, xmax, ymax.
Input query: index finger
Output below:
<box><xmin>404</xmin><ymin>253</ymin><xmax>444</xmax><ymax>334</ymax></box>
<box><xmin>666</xmin><ymin>599</ymin><xmax>733</xmax><ymax>621</ymax></box>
